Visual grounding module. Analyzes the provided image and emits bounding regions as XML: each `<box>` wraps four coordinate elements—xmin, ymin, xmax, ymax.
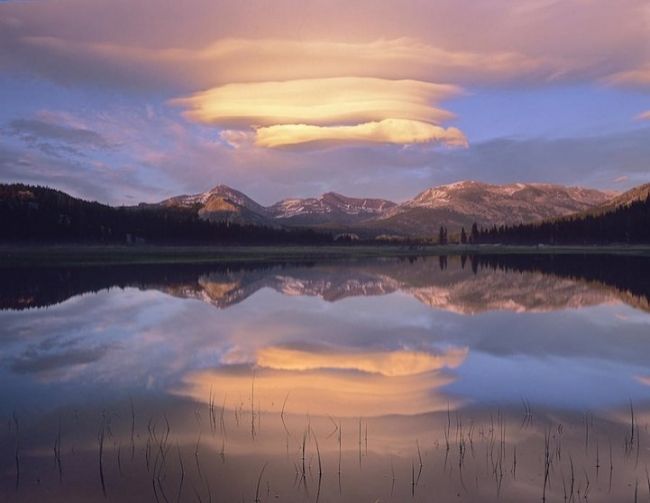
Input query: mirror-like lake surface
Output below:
<box><xmin>1</xmin><ymin>254</ymin><xmax>649</xmax><ymax>502</ymax></box>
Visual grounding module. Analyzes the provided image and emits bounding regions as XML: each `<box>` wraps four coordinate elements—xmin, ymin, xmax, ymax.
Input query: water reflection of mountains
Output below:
<box><xmin>2</xmin><ymin>254</ymin><xmax>649</xmax><ymax>313</ymax></box>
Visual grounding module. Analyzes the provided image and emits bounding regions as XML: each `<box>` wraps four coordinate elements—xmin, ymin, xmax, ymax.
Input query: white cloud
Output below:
<box><xmin>219</xmin><ymin>129</ymin><xmax>255</xmax><ymax>149</ymax></box>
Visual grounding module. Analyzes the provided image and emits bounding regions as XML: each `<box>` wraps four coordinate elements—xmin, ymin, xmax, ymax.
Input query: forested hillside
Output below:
<box><xmin>0</xmin><ymin>184</ymin><xmax>331</xmax><ymax>244</ymax></box>
<box><xmin>473</xmin><ymin>192</ymin><xmax>650</xmax><ymax>245</ymax></box>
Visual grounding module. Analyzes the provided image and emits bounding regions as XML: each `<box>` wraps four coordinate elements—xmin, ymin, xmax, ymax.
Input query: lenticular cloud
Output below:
<box><xmin>175</xmin><ymin>77</ymin><xmax>467</xmax><ymax>148</ymax></box>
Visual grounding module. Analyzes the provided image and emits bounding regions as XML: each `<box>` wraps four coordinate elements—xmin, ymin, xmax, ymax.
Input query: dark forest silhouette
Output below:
<box><xmin>472</xmin><ymin>194</ymin><xmax>650</xmax><ymax>245</ymax></box>
<box><xmin>0</xmin><ymin>184</ymin><xmax>332</xmax><ymax>244</ymax></box>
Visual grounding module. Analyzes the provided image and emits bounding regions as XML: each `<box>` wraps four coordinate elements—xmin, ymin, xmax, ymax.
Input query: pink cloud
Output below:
<box><xmin>1</xmin><ymin>0</ymin><xmax>648</xmax><ymax>92</ymax></box>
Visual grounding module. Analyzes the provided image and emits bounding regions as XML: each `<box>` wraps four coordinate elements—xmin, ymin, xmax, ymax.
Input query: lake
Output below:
<box><xmin>1</xmin><ymin>254</ymin><xmax>649</xmax><ymax>502</ymax></box>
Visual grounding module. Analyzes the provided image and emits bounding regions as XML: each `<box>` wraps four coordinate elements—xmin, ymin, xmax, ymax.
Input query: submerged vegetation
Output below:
<box><xmin>1</xmin><ymin>393</ymin><xmax>649</xmax><ymax>502</ymax></box>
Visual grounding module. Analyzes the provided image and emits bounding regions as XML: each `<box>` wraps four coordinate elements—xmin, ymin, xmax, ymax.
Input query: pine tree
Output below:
<box><xmin>438</xmin><ymin>225</ymin><xmax>448</xmax><ymax>245</ymax></box>
<box><xmin>470</xmin><ymin>222</ymin><xmax>479</xmax><ymax>243</ymax></box>
<box><xmin>460</xmin><ymin>227</ymin><xmax>467</xmax><ymax>244</ymax></box>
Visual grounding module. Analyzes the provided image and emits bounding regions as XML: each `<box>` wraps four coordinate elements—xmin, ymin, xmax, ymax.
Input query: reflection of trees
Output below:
<box><xmin>474</xmin><ymin>254</ymin><xmax>650</xmax><ymax>312</ymax></box>
<box><xmin>1</xmin><ymin>254</ymin><xmax>648</xmax><ymax>313</ymax></box>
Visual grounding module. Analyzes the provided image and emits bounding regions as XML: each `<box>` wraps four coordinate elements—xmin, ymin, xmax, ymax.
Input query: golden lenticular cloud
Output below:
<box><xmin>176</xmin><ymin>77</ymin><xmax>459</xmax><ymax>127</ymax></box>
<box><xmin>256</xmin><ymin>119</ymin><xmax>468</xmax><ymax>148</ymax></box>
<box><xmin>175</xmin><ymin>77</ymin><xmax>466</xmax><ymax>148</ymax></box>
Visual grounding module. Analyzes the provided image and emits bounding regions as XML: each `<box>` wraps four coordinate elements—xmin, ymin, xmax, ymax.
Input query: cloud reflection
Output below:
<box><xmin>179</xmin><ymin>345</ymin><xmax>467</xmax><ymax>417</ymax></box>
<box><xmin>255</xmin><ymin>345</ymin><xmax>467</xmax><ymax>376</ymax></box>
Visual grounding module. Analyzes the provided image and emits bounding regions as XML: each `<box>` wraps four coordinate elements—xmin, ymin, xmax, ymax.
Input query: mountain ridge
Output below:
<box><xmin>580</xmin><ymin>182</ymin><xmax>650</xmax><ymax>217</ymax></box>
<box><xmin>153</xmin><ymin>180</ymin><xmax>614</xmax><ymax>236</ymax></box>
<box><xmin>4</xmin><ymin>180</ymin><xmax>648</xmax><ymax>243</ymax></box>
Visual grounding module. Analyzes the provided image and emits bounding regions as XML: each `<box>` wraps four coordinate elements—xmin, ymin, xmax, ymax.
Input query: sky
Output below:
<box><xmin>0</xmin><ymin>0</ymin><xmax>649</xmax><ymax>205</ymax></box>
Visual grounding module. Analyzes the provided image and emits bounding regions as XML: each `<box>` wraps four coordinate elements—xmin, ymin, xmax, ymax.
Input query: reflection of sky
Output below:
<box><xmin>451</xmin><ymin>353</ymin><xmax>650</xmax><ymax>410</ymax></box>
<box><xmin>0</xmin><ymin>280</ymin><xmax>649</xmax><ymax>416</ymax></box>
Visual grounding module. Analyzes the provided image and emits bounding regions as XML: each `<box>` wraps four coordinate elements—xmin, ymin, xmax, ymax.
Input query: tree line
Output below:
<box><xmin>0</xmin><ymin>184</ymin><xmax>333</xmax><ymax>244</ymax></box>
<box><xmin>468</xmin><ymin>195</ymin><xmax>650</xmax><ymax>245</ymax></box>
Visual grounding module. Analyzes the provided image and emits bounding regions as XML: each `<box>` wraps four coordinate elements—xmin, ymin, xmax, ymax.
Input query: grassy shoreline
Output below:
<box><xmin>1</xmin><ymin>243</ymin><xmax>650</xmax><ymax>267</ymax></box>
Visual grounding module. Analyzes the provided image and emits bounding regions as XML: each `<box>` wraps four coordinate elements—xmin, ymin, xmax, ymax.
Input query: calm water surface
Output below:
<box><xmin>0</xmin><ymin>254</ymin><xmax>649</xmax><ymax>502</ymax></box>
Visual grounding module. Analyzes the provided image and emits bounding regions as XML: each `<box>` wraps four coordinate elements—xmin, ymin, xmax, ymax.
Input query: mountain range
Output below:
<box><xmin>3</xmin><ymin>179</ymin><xmax>648</xmax><ymax>242</ymax></box>
<box><xmin>148</xmin><ymin>181</ymin><xmax>615</xmax><ymax>237</ymax></box>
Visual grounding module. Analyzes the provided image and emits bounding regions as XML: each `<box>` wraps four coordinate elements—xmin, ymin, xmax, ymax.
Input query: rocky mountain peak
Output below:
<box><xmin>153</xmin><ymin>180</ymin><xmax>617</xmax><ymax>236</ymax></box>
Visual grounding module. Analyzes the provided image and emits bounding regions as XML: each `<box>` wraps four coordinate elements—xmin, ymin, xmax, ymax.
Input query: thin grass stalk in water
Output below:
<box><xmin>254</xmin><ymin>462</ymin><xmax>268</xmax><ymax>503</ymax></box>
